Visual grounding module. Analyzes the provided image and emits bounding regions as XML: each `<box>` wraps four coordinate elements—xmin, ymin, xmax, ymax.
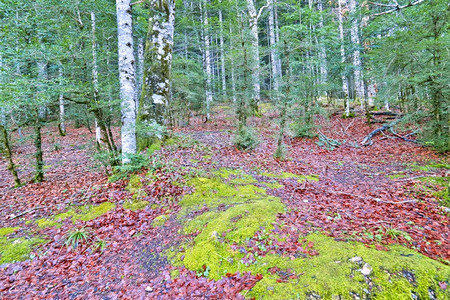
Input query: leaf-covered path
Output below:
<box><xmin>0</xmin><ymin>109</ymin><xmax>449</xmax><ymax>299</ymax></box>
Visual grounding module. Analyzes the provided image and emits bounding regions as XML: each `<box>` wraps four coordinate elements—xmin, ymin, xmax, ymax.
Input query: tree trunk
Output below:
<box><xmin>218</xmin><ymin>0</ymin><xmax>227</xmax><ymax>97</ymax></box>
<box><xmin>338</xmin><ymin>0</ymin><xmax>350</xmax><ymax>117</ymax></box>
<box><xmin>229</xmin><ymin>24</ymin><xmax>237</xmax><ymax>104</ymax></box>
<box><xmin>202</xmin><ymin>0</ymin><xmax>213</xmax><ymax>120</ymax></box>
<box><xmin>348</xmin><ymin>0</ymin><xmax>364</xmax><ymax>101</ymax></box>
<box><xmin>116</xmin><ymin>0</ymin><xmax>137</xmax><ymax>162</ymax></box>
<box><xmin>58</xmin><ymin>65</ymin><xmax>66</xmax><ymax>136</ymax></box>
<box><xmin>268</xmin><ymin>0</ymin><xmax>280</xmax><ymax>99</ymax></box>
<box><xmin>246</xmin><ymin>0</ymin><xmax>262</xmax><ymax>111</ymax></box>
<box><xmin>0</xmin><ymin>119</ymin><xmax>21</xmax><ymax>187</ymax></box>
<box><xmin>317</xmin><ymin>0</ymin><xmax>328</xmax><ymax>94</ymax></box>
<box><xmin>137</xmin><ymin>0</ymin><xmax>175</xmax><ymax>150</ymax></box>
<box><xmin>34</xmin><ymin>109</ymin><xmax>44</xmax><ymax>183</ymax></box>
<box><xmin>91</xmin><ymin>12</ymin><xmax>103</xmax><ymax>147</ymax></box>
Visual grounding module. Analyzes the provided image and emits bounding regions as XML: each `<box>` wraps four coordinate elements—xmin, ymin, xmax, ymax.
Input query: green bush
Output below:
<box><xmin>291</xmin><ymin>123</ymin><xmax>317</xmax><ymax>139</ymax></box>
<box><xmin>234</xmin><ymin>126</ymin><xmax>260</xmax><ymax>151</ymax></box>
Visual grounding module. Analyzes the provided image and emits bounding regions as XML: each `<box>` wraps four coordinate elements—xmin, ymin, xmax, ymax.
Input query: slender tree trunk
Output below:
<box><xmin>34</xmin><ymin>108</ymin><xmax>44</xmax><ymax>183</ymax></box>
<box><xmin>348</xmin><ymin>0</ymin><xmax>364</xmax><ymax>102</ymax></box>
<box><xmin>275</xmin><ymin>41</ymin><xmax>290</xmax><ymax>160</ymax></box>
<box><xmin>338</xmin><ymin>0</ymin><xmax>350</xmax><ymax>117</ymax></box>
<box><xmin>138</xmin><ymin>0</ymin><xmax>176</xmax><ymax>149</ymax></box>
<box><xmin>201</xmin><ymin>0</ymin><xmax>213</xmax><ymax>120</ymax></box>
<box><xmin>0</xmin><ymin>123</ymin><xmax>21</xmax><ymax>187</ymax></box>
<box><xmin>91</xmin><ymin>12</ymin><xmax>103</xmax><ymax>146</ymax></box>
<box><xmin>116</xmin><ymin>0</ymin><xmax>137</xmax><ymax>162</ymax></box>
<box><xmin>246</xmin><ymin>0</ymin><xmax>262</xmax><ymax>111</ymax></box>
<box><xmin>268</xmin><ymin>0</ymin><xmax>280</xmax><ymax>99</ymax></box>
<box><xmin>218</xmin><ymin>1</ymin><xmax>227</xmax><ymax>97</ymax></box>
<box><xmin>229</xmin><ymin>24</ymin><xmax>237</xmax><ymax>104</ymax></box>
<box><xmin>135</xmin><ymin>38</ymin><xmax>145</xmax><ymax>113</ymax></box>
<box><xmin>317</xmin><ymin>0</ymin><xmax>328</xmax><ymax>94</ymax></box>
<box><xmin>58</xmin><ymin>65</ymin><xmax>66</xmax><ymax>136</ymax></box>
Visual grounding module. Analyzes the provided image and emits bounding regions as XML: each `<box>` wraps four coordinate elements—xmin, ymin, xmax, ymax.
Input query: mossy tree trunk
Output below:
<box><xmin>34</xmin><ymin>109</ymin><xmax>44</xmax><ymax>183</ymax></box>
<box><xmin>274</xmin><ymin>41</ymin><xmax>290</xmax><ymax>159</ymax></box>
<box><xmin>137</xmin><ymin>0</ymin><xmax>176</xmax><ymax>151</ymax></box>
<box><xmin>0</xmin><ymin>123</ymin><xmax>21</xmax><ymax>187</ymax></box>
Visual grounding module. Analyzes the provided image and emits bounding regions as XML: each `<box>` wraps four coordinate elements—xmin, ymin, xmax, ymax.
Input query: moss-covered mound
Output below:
<box><xmin>0</xmin><ymin>227</ymin><xmax>45</xmax><ymax>264</ymax></box>
<box><xmin>36</xmin><ymin>201</ymin><xmax>116</xmax><ymax>228</ymax></box>
<box><xmin>171</xmin><ymin>169</ymin><xmax>450</xmax><ymax>299</ymax></box>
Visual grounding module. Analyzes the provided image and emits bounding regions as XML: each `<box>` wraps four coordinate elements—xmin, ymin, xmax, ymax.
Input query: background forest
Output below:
<box><xmin>1</xmin><ymin>0</ymin><xmax>448</xmax><ymax>184</ymax></box>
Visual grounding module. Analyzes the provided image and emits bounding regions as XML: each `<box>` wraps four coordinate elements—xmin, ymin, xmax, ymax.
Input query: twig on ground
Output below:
<box><xmin>10</xmin><ymin>206</ymin><xmax>45</xmax><ymax>219</ymax></box>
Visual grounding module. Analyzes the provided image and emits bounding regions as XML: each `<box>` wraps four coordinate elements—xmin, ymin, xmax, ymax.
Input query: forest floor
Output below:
<box><xmin>0</xmin><ymin>106</ymin><xmax>449</xmax><ymax>299</ymax></box>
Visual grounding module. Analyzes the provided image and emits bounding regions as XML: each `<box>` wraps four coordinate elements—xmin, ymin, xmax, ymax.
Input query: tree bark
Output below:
<box><xmin>338</xmin><ymin>0</ymin><xmax>350</xmax><ymax>117</ymax></box>
<box><xmin>268</xmin><ymin>0</ymin><xmax>280</xmax><ymax>99</ymax></box>
<box><xmin>218</xmin><ymin>0</ymin><xmax>227</xmax><ymax>97</ymax></box>
<box><xmin>58</xmin><ymin>65</ymin><xmax>66</xmax><ymax>136</ymax></box>
<box><xmin>116</xmin><ymin>0</ymin><xmax>137</xmax><ymax>162</ymax></box>
<box><xmin>137</xmin><ymin>0</ymin><xmax>175</xmax><ymax>150</ymax></box>
<box><xmin>348</xmin><ymin>0</ymin><xmax>364</xmax><ymax>101</ymax></box>
<box><xmin>202</xmin><ymin>0</ymin><xmax>213</xmax><ymax>120</ymax></box>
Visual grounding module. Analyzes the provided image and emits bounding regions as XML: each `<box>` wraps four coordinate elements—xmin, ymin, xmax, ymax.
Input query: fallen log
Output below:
<box><xmin>370</xmin><ymin>111</ymin><xmax>400</xmax><ymax>117</ymax></box>
<box><xmin>361</xmin><ymin>118</ymin><xmax>403</xmax><ymax>146</ymax></box>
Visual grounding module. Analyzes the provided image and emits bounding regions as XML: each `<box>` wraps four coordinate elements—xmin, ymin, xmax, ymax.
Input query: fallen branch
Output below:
<box><xmin>370</xmin><ymin>111</ymin><xmax>400</xmax><ymax>117</ymax></box>
<box><xmin>361</xmin><ymin>117</ymin><xmax>403</xmax><ymax>146</ymax></box>
<box><xmin>10</xmin><ymin>206</ymin><xmax>45</xmax><ymax>219</ymax></box>
<box><xmin>389</xmin><ymin>128</ymin><xmax>418</xmax><ymax>144</ymax></box>
<box><xmin>373</xmin><ymin>198</ymin><xmax>417</xmax><ymax>204</ymax></box>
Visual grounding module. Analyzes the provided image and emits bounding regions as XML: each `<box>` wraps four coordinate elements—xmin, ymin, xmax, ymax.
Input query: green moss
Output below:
<box><xmin>36</xmin><ymin>202</ymin><xmax>116</xmax><ymax>228</ymax></box>
<box><xmin>262</xmin><ymin>182</ymin><xmax>284</xmax><ymax>189</ymax></box>
<box><xmin>179</xmin><ymin>177</ymin><xmax>267</xmax><ymax>217</ymax></box>
<box><xmin>410</xmin><ymin>163</ymin><xmax>450</xmax><ymax>172</ymax></box>
<box><xmin>202</xmin><ymin>155</ymin><xmax>212</xmax><ymax>159</ymax></box>
<box><xmin>164</xmin><ymin>138</ymin><xmax>177</xmax><ymax>146</ymax></box>
<box><xmin>149</xmin><ymin>140</ymin><xmax>162</xmax><ymax>154</ymax></box>
<box><xmin>0</xmin><ymin>236</ymin><xmax>46</xmax><ymax>264</ymax></box>
<box><xmin>127</xmin><ymin>174</ymin><xmax>143</xmax><ymax>194</ymax></box>
<box><xmin>152</xmin><ymin>214</ymin><xmax>169</xmax><ymax>227</ymax></box>
<box><xmin>172</xmin><ymin>169</ymin><xmax>449</xmax><ymax>299</ymax></box>
<box><xmin>123</xmin><ymin>200</ymin><xmax>150</xmax><ymax>211</ymax></box>
<box><xmin>434</xmin><ymin>189</ymin><xmax>449</xmax><ymax>207</ymax></box>
<box><xmin>0</xmin><ymin>227</ymin><xmax>20</xmax><ymax>236</ymax></box>
<box><xmin>247</xmin><ymin>234</ymin><xmax>450</xmax><ymax>299</ymax></box>
<box><xmin>419</xmin><ymin>176</ymin><xmax>448</xmax><ymax>187</ymax></box>
<box><xmin>387</xmin><ymin>173</ymin><xmax>407</xmax><ymax>179</ymax></box>
<box><xmin>260</xmin><ymin>172</ymin><xmax>319</xmax><ymax>183</ymax></box>
<box><xmin>78</xmin><ymin>202</ymin><xmax>115</xmax><ymax>221</ymax></box>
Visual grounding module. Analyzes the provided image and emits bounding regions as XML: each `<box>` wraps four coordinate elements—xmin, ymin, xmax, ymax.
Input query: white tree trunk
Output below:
<box><xmin>268</xmin><ymin>0</ymin><xmax>280</xmax><ymax>97</ymax></box>
<box><xmin>317</xmin><ymin>0</ymin><xmax>328</xmax><ymax>91</ymax></box>
<box><xmin>58</xmin><ymin>66</ymin><xmax>66</xmax><ymax>135</ymax></box>
<box><xmin>338</xmin><ymin>0</ymin><xmax>350</xmax><ymax>117</ymax></box>
<box><xmin>246</xmin><ymin>0</ymin><xmax>262</xmax><ymax>106</ymax></box>
<box><xmin>202</xmin><ymin>0</ymin><xmax>213</xmax><ymax>119</ymax></box>
<box><xmin>229</xmin><ymin>24</ymin><xmax>237</xmax><ymax>104</ymax></box>
<box><xmin>348</xmin><ymin>0</ymin><xmax>364</xmax><ymax>101</ymax></box>
<box><xmin>116</xmin><ymin>0</ymin><xmax>137</xmax><ymax>163</ymax></box>
<box><xmin>91</xmin><ymin>12</ymin><xmax>102</xmax><ymax>145</ymax></box>
<box><xmin>218</xmin><ymin>1</ymin><xmax>227</xmax><ymax>97</ymax></box>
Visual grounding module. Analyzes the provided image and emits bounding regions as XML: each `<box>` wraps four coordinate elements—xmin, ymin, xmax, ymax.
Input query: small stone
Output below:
<box><xmin>145</xmin><ymin>286</ymin><xmax>153</xmax><ymax>292</ymax></box>
<box><xmin>361</xmin><ymin>263</ymin><xmax>373</xmax><ymax>276</ymax></box>
<box><xmin>349</xmin><ymin>256</ymin><xmax>362</xmax><ymax>263</ymax></box>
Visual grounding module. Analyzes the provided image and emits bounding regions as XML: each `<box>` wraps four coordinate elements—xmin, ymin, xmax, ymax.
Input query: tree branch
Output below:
<box><xmin>366</xmin><ymin>0</ymin><xmax>426</xmax><ymax>20</ymax></box>
<box><xmin>257</xmin><ymin>0</ymin><xmax>271</xmax><ymax>21</ymax></box>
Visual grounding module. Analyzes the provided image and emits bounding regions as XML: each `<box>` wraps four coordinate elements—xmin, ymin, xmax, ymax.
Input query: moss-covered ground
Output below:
<box><xmin>169</xmin><ymin>168</ymin><xmax>450</xmax><ymax>299</ymax></box>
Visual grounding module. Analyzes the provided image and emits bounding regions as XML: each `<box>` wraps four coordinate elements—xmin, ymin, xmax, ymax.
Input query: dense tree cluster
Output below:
<box><xmin>0</xmin><ymin>0</ymin><xmax>448</xmax><ymax>185</ymax></box>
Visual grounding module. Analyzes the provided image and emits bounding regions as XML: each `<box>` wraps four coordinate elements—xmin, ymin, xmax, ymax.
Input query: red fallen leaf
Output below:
<box><xmin>307</xmin><ymin>241</ymin><xmax>314</xmax><ymax>248</ymax></box>
<box><xmin>255</xmin><ymin>274</ymin><xmax>263</xmax><ymax>281</ymax></box>
<box><xmin>308</xmin><ymin>250</ymin><xmax>319</xmax><ymax>256</ymax></box>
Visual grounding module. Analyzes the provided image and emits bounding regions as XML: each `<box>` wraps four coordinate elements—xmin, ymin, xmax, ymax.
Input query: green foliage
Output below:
<box><xmin>291</xmin><ymin>123</ymin><xmax>317</xmax><ymax>139</ymax></box>
<box><xmin>233</xmin><ymin>126</ymin><xmax>259</xmax><ymax>151</ymax></box>
<box><xmin>0</xmin><ymin>235</ymin><xmax>46</xmax><ymax>264</ymax></box>
<box><xmin>64</xmin><ymin>228</ymin><xmax>89</xmax><ymax>249</ymax></box>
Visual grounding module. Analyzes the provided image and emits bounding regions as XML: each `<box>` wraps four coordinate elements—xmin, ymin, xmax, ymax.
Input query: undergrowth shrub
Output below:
<box><xmin>291</xmin><ymin>123</ymin><xmax>317</xmax><ymax>139</ymax></box>
<box><xmin>234</xmin><ymin>126</ymin><xmax>259</xmax><ymax>151</ymax></box>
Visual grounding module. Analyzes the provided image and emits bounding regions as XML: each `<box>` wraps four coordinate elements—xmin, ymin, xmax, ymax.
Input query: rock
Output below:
<box><xmin>145</xmin><ymin>286</ymin><xmax>153</xmax><ymax>292</ymax></box>
<box><xmin>360</xmin><ymin>263</ymin><xmax>373</xmax><ymax>276</ymax></box>
<box><xmin>349</xmin><ymin>256</ymin><xmax>362</xmax><ymax>263</ymax></box>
